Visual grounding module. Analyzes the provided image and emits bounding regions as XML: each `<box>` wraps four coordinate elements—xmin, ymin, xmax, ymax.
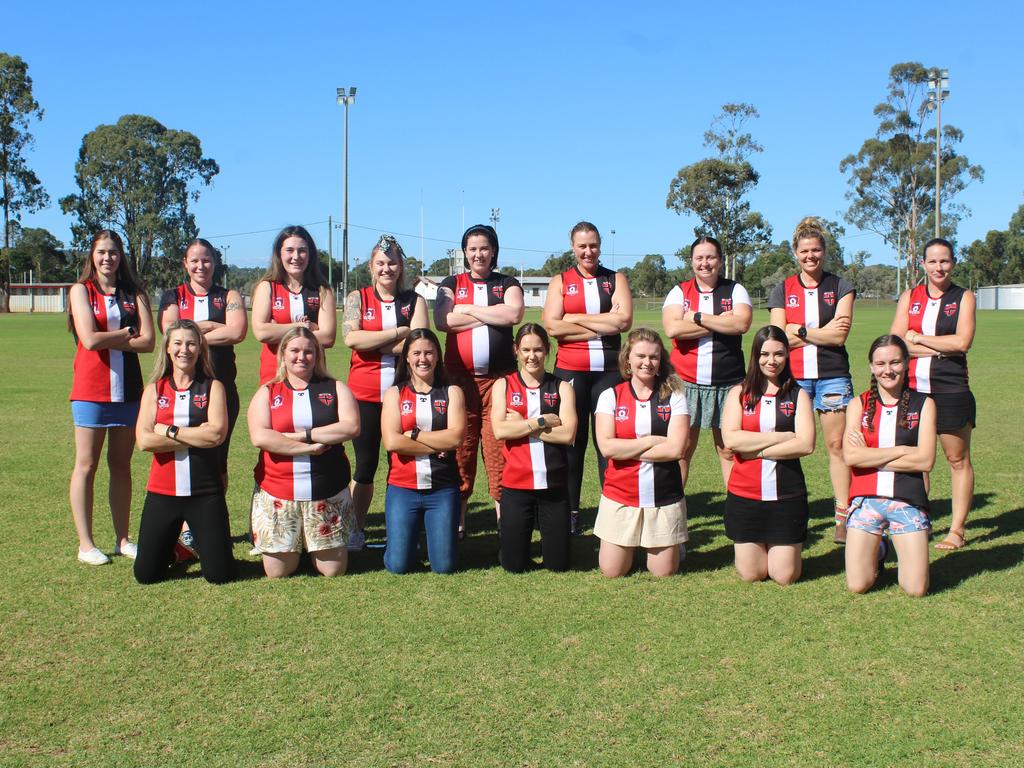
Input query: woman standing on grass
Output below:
<box><xmin>543</xmin><ymin>221</ymin><xmax>632</xmax><ymax>535</ymax></box>
<box><xmin>434</xmin><ymin>225</ymin><xmax>524</xmax><ymax>537</ymax></box>
<box><xmin>890</xmin><ymin>238</ymin><xmax>976</xmax><ymax>551</ymax></box>
<box><xmin>721</xmin><ymin>326</ymin><xmax>815</xmax><ymax>585</ymax></box>
<box><xmin>342</xmin><ymin>234</ymin><xmax>429</xmax><ymax>551</ymax></box>
<box><xmin>134</xmin><ymin>320</ymin><xmax>236</xmax><ymax>584</ymax></box>
<box><xmin>251</xmin><ymin>226</ymin><xmax>336</xmax><ymax>386</ymax></box>
<box><xmin>67</xmin><ymin>230</ymin><xmax>155</xmax><ymax>565</ymax></box>
<box><xmin>844</xmin><ymin>335</ymin><xmax>936</xmax><ymax>597</ymax></box>
<box><xmin>491</xmin><ymin>324</ymin><xmax>577</xmax><ymax>572</ymax></box>
<box><xmin>769</xmin><ymin>217</ymin><xmax>856</xmax><ymax>543</ymax></box>
<box><xmin>248</xmin><ymin>327</ymin><xmax>359</xmax><ymax>578</ymax></box>
<box><xmin>663</xmin><ymin>235</ymin><xmax>752</xmax><ymax>490</ymax></box>
<box><xmin>158</xmin><ymin>239</ymin><xmax>247</xmax><ymax>487</ymax></box>
<box><xmin>381</xmin><ymin>329</ymin><xmax>466</xmax><ymax>574</ymax></box>
<box><xmin>594</xmin><ymin>328</ymin><xmax>689</xmax><ymax>578</ymax></box>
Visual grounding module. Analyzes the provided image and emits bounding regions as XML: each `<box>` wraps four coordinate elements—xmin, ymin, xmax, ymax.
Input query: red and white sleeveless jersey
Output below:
<box><xmin>665</xmin><ymin>278</ymin><xmax>750</xmax><ymax>385</ymax></box>
<box><xmin>147</xmin><ymin>376</ymin><xmax>221</xmax><ymax>496</ymax></box>
<box><xmin>769</xmin><ymin>273</ymin><xmax>854</xmax><ymax>379</ymax></box>
<box><xmin>727</xmin><ymin>389</ymin><xmax>807</xmax><ymax>502</ymax></box>
<box><xmin>849</xmin><ymin>390</ymin><xmax>930</xmax><ymax>509</ymax></box>
<box><xmin>69</xmin><ymin>281</ymin><xmax>143</xmax><ymax>403</ymax></box>
<box><xmin>259</xmin><ymin>282</ymin><xmax>323</xmax><ymax>385</ymax></box>
<box><xmin>441</xmin><ymin>272</ymin><xmax>520</xmax><ymax>377</ymax></box>
<box><xmin>905</xmin><ymin>283</ymin><xmax>970</xmax><ymax>394</ymax></box>
<box><xmin>254</xmin><ymin>378</ymin><xmax>352</xmax><ymax>501</ymax></box>
<box><xmin>500</xmin><ymin>372</ymin><xmax>568</xmax><ymax>490</ymax></box>
<box><xmin>160</xmin><ymin>282</ymin><xmax>237</xmax><ymax>384</ymax></box>
<box><xmin>596</xmin><ymin>381</ymin><xmax>688</xmax><ymax>507</ymax></box>
<box><xmin>387</xmin><ymin>384</ymin><xmax>459</xmax><ymax>490</ymax></box>
<box><xmin>554</xmin><ymin>266</ymin><xmax>621</xmax><ymax>372</ymax></box>
<box><xmin>348</xmin><ymin>287</ymin><xmax>418</xmax><ymax>402</ymax></box>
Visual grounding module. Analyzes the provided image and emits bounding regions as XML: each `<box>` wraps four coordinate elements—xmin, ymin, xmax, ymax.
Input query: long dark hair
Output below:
<box><xmin>67</xmin><ymin>230</ymin><xmax>146</xmax><ymax>335</ymax></box>
<box><xmin>261</xmin><ymin>225</ymin><xmax>328</xmax><ymax>290</ymax></box>
<box><xmin>394</xmin><ymin>328</ymin><xmax>448</xmax><ymax>388</ymax></box>
<box><xmin>740</xmin><ymin>326</ymin><xmax>795</xmax><ymax>409</ymax></box>
<box><xmin>864</xmin><ymin>334</ymin><xmax>911</xmax><ymax>432</ymax></box>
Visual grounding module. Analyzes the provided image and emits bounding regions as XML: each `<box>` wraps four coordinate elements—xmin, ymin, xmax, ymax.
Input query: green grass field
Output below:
<box><xmin>1</xmin><ymin>306</ymin><xmax>1022</xmax><ymax>767</ymax></box>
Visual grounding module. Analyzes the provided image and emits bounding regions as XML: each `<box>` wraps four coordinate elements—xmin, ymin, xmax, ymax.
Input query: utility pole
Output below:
<box><xmin>336</xmin><ymin>87</ymin><xmax>357</xmax><ymax>298</ymax></box>
<box><xmin>926</xmin><ymin>68</ymin><xmax>950</xmax><ymax>239</ymax></box>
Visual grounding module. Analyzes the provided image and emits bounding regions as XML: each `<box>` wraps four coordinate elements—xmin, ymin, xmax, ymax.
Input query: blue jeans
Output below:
<box><xmin>384</xmin><ymin>485</ymin><xmax>459</xmax><ymax>574</ymax></box>
<box><xmin>796</xmin><ymin>376</ymin><xmax>853</xmax><ymax>412</ymax></box>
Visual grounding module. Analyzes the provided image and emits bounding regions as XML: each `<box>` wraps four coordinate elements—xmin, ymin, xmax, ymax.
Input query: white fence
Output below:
<box><xmin>977</xmin><ymin>284</ymin><xmax>1024</xmax><ymax>310</ymax></box>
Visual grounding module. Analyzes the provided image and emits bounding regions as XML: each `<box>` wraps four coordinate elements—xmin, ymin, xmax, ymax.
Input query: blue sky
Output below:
<box><xmin>6</xmin><ymin>1</ymin><xmax>1022</xmax><ymax>272</ymax></box>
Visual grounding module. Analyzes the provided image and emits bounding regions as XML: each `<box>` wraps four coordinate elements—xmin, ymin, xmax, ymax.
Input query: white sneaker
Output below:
<box><xmin>78</xmin><ymin>547</ymin><xmax>111</xmax><ymax>565</ymax></box>
<box><xmin>114</xmin><ymin>541</ymin><xmax>138</xmax><ymax>560</ymax></box>
<box><xmin>347</xmin><ymin>530</ymin><xmax>366</xmax><ymax>552</ymax></box>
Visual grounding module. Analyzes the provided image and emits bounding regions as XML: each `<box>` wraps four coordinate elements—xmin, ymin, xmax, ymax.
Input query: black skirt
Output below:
<box><xmin>724</xmin><ymin>492</ymin><xmax>809</xmax><ymax>545</ymax></box>
<box><xmin>929</xmin><ymin>390</ymin><xmax>976</xmax><ymax>433</ymax></box>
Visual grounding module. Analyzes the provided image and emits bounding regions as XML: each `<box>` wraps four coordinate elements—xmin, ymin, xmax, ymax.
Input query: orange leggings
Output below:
<box><xmin>454</xmin><ymin>374</ymin><xmax>504</xmax><ymax>502</ymax></box>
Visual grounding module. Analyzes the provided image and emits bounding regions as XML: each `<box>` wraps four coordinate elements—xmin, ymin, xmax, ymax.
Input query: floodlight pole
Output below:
<box><xmin>337</xmin><ymin>87</ymin><xmax>357</xmax><ymax>298</ymax></box>
<box><xmin>926</xmin><ymin>69</ymin><xmax>949</xmax><ymax>239</ymax></box>
<box><xmin>610</xmin><ymin>229</ymin><xmax>616</xmax><ymax>270</ymax></box>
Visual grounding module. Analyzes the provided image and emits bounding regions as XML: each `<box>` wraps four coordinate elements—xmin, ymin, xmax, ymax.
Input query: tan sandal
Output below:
<box><xmin>834</xmin><ymin>504</ymin><xmax>848</xmax><ymax>544</ymax></box>
<box><xmin>934</xmin><ymin>529</ymin><xmax>967</xmax><ymax>551</ymax></box>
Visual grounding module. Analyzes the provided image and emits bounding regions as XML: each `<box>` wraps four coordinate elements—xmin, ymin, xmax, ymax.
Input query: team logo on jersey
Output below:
<box><xmin>543</xmin><ymin>392</ymin><xmax>559</xmax><ymax>407</ymax></box>
<box><xmin>601</xmin><ymin>279</ymin><xmax>612</xmax><ymax>294</ymax></box>
<box><xmin>158</xmin><ymin>395</ymin><xmax>170</xmax><ymax>409</ymax></box>
<box><xmin>491</xmin><ymin>284</ymin><xmax>504</xmax><ymax>299</ymax></box>
<box><xmin>823</xmin><ymin>291</ymin><xmax>835</xmax><ymax>306</ymax></box>
<box><xmin>614</xmin><ymin>406</ymin><xmax>630</xmax><ymax>422</ymax></box>
<box><xmin>363</xmin><ymin>307</ymin><xmax>376</xmax><ymax>321</ymax></box>
<box><xmin>721</xmin><ymin>298</ymin><xmax>733</xmax><ymax>312</ymax></box>
<box><xmin>401</xmin><ymin>400</ymin><xmax>413</xmax><ymax>415</ymax></box>
<box><xmin>107</xmin><ymin>296</ymin><xmax>117</xmax><ymax>307</ymax></box>
<box><xmin>193</xmin><ymin>393</ymin><xmax>208</xmax><ymax>409</ymax></box>
<box><xmin>122</xmin><ymin>300</ymin><xmax>135</xmax><ymax>314</ymax></box>
<box><xmin>307</xmin><ymin>296</ymin><xmax>320</xmax><ymax>310</ymax></box>
<box><xmin>318</xmin><ymin>393</ymin><xmax>334</xmax><ymax>407</ymax></box>
<box><xmin>179</xmin><ymin>298</ymin><xmax>189</xmax><ymax>310</ymax></box>
<box><xmin>456</xmin><ymin>286</ymin><xmax>469</xmax><ymax>299</ymax></box>
<box><xmin>743</xmin><ymin>404</ymin><xmax>757</xmax><ymax>416</ymax></box>
<box><xmin>566</xmin><ymin>283</ymin><xmax>578</xmax><ymax>296</ymax></box>
<box><xmin>273</xmin><ymin>297</ymin><xmax>285</xmax><ymax>311</ymax></box>
<box><xmin>511</xmin><ymin>392</ymin><xmax>523</xmax><ymax>407</ymax></box>
<box><xmin>212</xmin><ymin>296</ymin><xmax>225</xmax><ymax>310</ymax></box>
<box><xmin>682</xmin><ymin>299</ymin><xmax>691</xmax><ymax>312</ymax></box>
<box><xmin>787</xmin><ymin>295</ymin><xmax>799</xmax><ymax>307</ymax></box>
<box><xmin>401</xmin><ymin>304</ymin><xmax>411</xmax><ymax>318</ymax></box>
<box><xmin>271</xmin><ymin>394</ymin><xmax>284</xmax><ymax>409</ymax></box>
<box><xmin>434</xmin><ymin>399</ymin><xmax>448</xmax><ymax>415</ymax></box>
<box><xmin>944</xmin><ymin>302</ymin><xmax>958</xmax><ymax>316</ymax></box>
<box><xmin>656</xmin><ymin>404</ymin><xmax>672</xmax><ymax>422</ymax></box>
<box><xmin>779</xmin><ymin>400</ymin><xmax>795</xmax><ymax>417</ymax></box>
<box><xmin>909</xmin><ymin>301</ymin><xmax>922</xmax><ymax>315</ymax></box>
<box><xmin>905</xmin><ymin>411</ymin><xmax>920</xmax><ymax>430</ymax></box>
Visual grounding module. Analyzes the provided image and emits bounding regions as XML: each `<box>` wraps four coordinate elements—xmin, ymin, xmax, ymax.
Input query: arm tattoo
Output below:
<box><xmin>226</xmin><ymin>302</ymin><xmax>242</xmax><ymax>311</ymax></box>
<box><xmin>342</xmin><ymin>291</ymin><xmax>361</xmax><ymax>335</ymax></box>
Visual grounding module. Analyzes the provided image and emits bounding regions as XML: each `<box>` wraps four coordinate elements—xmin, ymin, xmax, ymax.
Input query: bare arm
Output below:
<box><xmin>247</xmin><ymin>385</ymin><xmax>329</xmax><ymax>455</ymax></box>
<box><xmin>434</xmin><ymin>286</ymin><xmax>483</xmax><ymax>331</ymax></box>
<box><xmin>562</xmin><ymin>273</ymin><xmax>633</xmax><ymax>334</ymax></box>
<box><xmin>542</xmin><ymin>274</ymin><xmax>598</xmax><ymax>342</ymax></box>
<box><xmin>787</xmin><ymin>293</ymin><xmax>854</xmax><ymax>348</ymax></box>
<box><xmin>721</xmin><ymin>386</ymin><xmax>794</xmax><ymax>454</ymax></box>
<box><xmin>382</xmin><ymin>385</ymin><xmax>467</xmax><ymax>455</ymax></box>
<box><xmin>638</xmin><ymin>410</ymin><xmax>690</xmax><ymax>462</ymax></box>
<box><xmin>137</xmin><ymin>380</ymin><xmax>228</xmax><ymax>451</ymax></box>
<box><xmin>202</xmin><ymin>290</ymin><xmax>248</xmax><ymax>345</ymax></box>
<box><xmin>312</xmin><ymin>288</ymin><xmax>336</xmax><ymax>349</ymax></box>
<box><xmin>123</xmin><ymin>293</ymin><xmax>156</xmax><ymax>353</ymax></box>
<box><xmin>158</xmin><ymin>294</ymin><xmax>179</xmax><ymax>334</ymax></box>
<box><xmin>541</xmin><ymin>381</ymin><xmax>578</xmax><ymax>445</ymax></box>
<box><xmin>595</xmin><ymin>411</ymin><xmax>663</xmax><ymax>460</ymax></box>
<box><xmin>843</xmin><ymin>396</ymin><xmax>935</xmax><ymax>472</ymax></box>
<box><xmin>907</xmin><ymin>292</ymin><xmax>976</xmax><ymax>356</ymax></box>
<box><xmin>457</xmin><ymin>285</ymin><xmax>526</xmax><ymax>326</ymax></box>
<box><xmin>69</xmin><ymin>284</ymin><xmax>134</xmax><ymax>351</ymax></box>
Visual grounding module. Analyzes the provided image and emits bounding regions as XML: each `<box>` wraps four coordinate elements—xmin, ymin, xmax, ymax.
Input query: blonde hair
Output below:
<box><xmin>150</xmin><ymin>319</ymin><xmax>214</xmax><ymax>383</ymax></box>
<box><xmin>792</xmin><ymin>216</ymin><xmax>828</xmax><ymax>252</ymax></box>
<box><xmin>274</xmin><ymin>326</ymin><xmax>331</xmax><ymax>382</ymax></box>
<box><xmin>617</xmin><ymin>327</ymin><xmax>683</xmax><ymax>400</ymax></box>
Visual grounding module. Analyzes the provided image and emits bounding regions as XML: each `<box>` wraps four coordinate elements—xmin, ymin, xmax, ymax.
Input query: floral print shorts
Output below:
<box><xmin>251</xmin><ymin>486</ymin><xmax>354</xmax><ymax>553</ymax></box>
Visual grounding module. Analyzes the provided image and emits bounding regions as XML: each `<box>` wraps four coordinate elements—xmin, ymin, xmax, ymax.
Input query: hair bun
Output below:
<box><xmin>792</xmin><ymin>217</ymin><xmax>828</xmax><ymax>248</ymax></box>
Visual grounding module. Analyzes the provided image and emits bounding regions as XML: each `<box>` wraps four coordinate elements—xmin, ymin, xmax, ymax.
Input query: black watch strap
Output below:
<box><xmin>411</xmin><ymin>427</ymin><xmax>421</xmax><ymax>441</ymax></box>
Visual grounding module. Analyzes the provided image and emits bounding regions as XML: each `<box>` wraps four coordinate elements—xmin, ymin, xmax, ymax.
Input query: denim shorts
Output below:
<box><xmin>71</xmin><ymin>400</ymin><xmax>140</xmax><ymax>428</ymax></box>
<box><xmin>846</xmin><ymin>496</ymin><xmax>931</xmax><ymax>536</ymax></box>
<box><xmin>795</xmin><ymin>376</ymin><xmax>853</xmax><ymax>412</ymax></box>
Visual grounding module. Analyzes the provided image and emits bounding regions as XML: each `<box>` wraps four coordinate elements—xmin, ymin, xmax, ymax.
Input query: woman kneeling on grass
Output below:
<box><xmin>594</xmin><ymin>328</ymin><xmax>690</xmax><ymax>578</ymax></box>
<box><xmin>381</xmin><ymin>329</ymin><xmax>466</xmax><ymax>574</ymax></box>
<box><xmin>721</xmin><ymin>326</ymin><xmax>815</xmax><ymax>585</ymax></box>
<box><xmin>248</xmin><ymin>327</ymin><xmax>359</xmax><ymax>578</ymax></box>
<box><xmin>134</xmin><ymin>320</ymin><xmax>236</xmax><ymax>584</ymax></box>
<box><xmin>491</xmin><ymin>323</ymin><xmax>577</xmax><ymax>572</ymax></box>
<box><xmin>844</xmin><ymin>335</ymin><xmax>936</xmax><ymax>597</ymax></box>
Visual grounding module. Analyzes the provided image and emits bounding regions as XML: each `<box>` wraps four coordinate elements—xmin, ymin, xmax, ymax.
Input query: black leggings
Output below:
<box><xmin>218</xmin><ymin>382</ymin><xmax>240</xmax><ymax>475</ymax></box>
<box><xmin>553</xmin><ymin>368</ymin><xmax>621</xmax><ymax>513</ymax></box>
<box><xmin>499</xmin><ymin>487</ymin><xmax>570</xmax><ymax>573</ymax></box>
<box><xmin>352</xmin><ymin>399</ymin><xmax>384</xmax><ymax>485</ymax></box>
<box><xmin>134</xmin><ymin>491</ymin><xmax>236</xmax><ymax>584</ymax></box>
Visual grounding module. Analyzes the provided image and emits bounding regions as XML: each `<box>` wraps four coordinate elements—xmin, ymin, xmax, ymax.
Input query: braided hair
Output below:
<box><xmin>863</xmin><ymin>334</ymin><xmax>911</xmax><ymax>432</ymax></box>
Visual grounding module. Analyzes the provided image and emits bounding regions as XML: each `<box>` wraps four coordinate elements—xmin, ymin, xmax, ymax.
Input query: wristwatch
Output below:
<box><xmin>166</xmin><ymin>424</ymin><xmax>179</xmax><ymax>440</ymax></box>
<box><xmin>410</xmin><ymin>427</ymin><xmax>421</xmax><ymax>441</ymax></box>
<box><xmin>536</xmin><ymin>416</ymin><xmax>547</xmax><ymax>429</ymax></box>
<box><xmin>797</xmin><ymin>326</ymin><xmax>808</xmax><ymax>339</ymax></box>
<box><xmin>693</xmin><ymin>312</ymin><xmax>703</xmax><ymax>326</ymax></box>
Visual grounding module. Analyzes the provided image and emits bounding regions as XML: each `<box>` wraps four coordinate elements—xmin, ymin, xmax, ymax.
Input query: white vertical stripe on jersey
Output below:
<box><xmin>288</xmin><ymin>292</ymin><xmax>305</xmax><ymax>322</ymax></box>
<box><xmin>414</xmin><ymin>394</ymin><xmax>433</xmax><ymax>489</ymax></box>
<box><xmin>801</xmin><ymin>288</ymin><xmax>819</xmax><ymax>379</ymax></box>
<box><xmin>634</xmin><ymin>401</ymin><xmax>655</xmax><ymax>507</ymax></box>
<box><xmin>582</xmin><ymin>278</ymin><xmax>604</xmax><ymax>371</ymax></box>
<box><xmin>106</xmin><ymin>297</ymin><xmax>125</xmax><ymax>402</ymax></box>
<box><xmin>915</xmin><ymin>298</ymin><xmax>941</xmax><ymax>394</ymax></box>
<box><xmin>877</xmin><ymin>406</ymin><xmax>897</xmax><ymax>497</ymax></box>
<box><xmin>759</xmin><ymin>396</ymin><xmax>778</xmax><ymax>501</ymax></box>
<box><xmin>526</xmin><ymin>389</ymin><xmax>547</xmax><ymax>489</ymax></box>
<box><xmin>193</xmin><ymin>295</ymin><xmax>210</xmax><ymax>322</ymax></box>
<box><xmin>695</xmin><ymin>292</ymin><xmax>715</xmax><ymax>384</ymax></box>
<box><xmin>471</xmin><ymin>283</ymin><xmax>489</xmax><ymax>374</ymax></box>
<box><xmin>291</xmin><ymin>390</ymin><xmax>313</xmax><ymax>500</ymax></box>
<box><xmin>379</xmin><ymin>301</ymin><xmax>399</xmax><ymax>399</ymax></box>
<box><xmin>173</xmin><ymin>390</ymin><xmax>192</xmax><ymax>496</ymax></box>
